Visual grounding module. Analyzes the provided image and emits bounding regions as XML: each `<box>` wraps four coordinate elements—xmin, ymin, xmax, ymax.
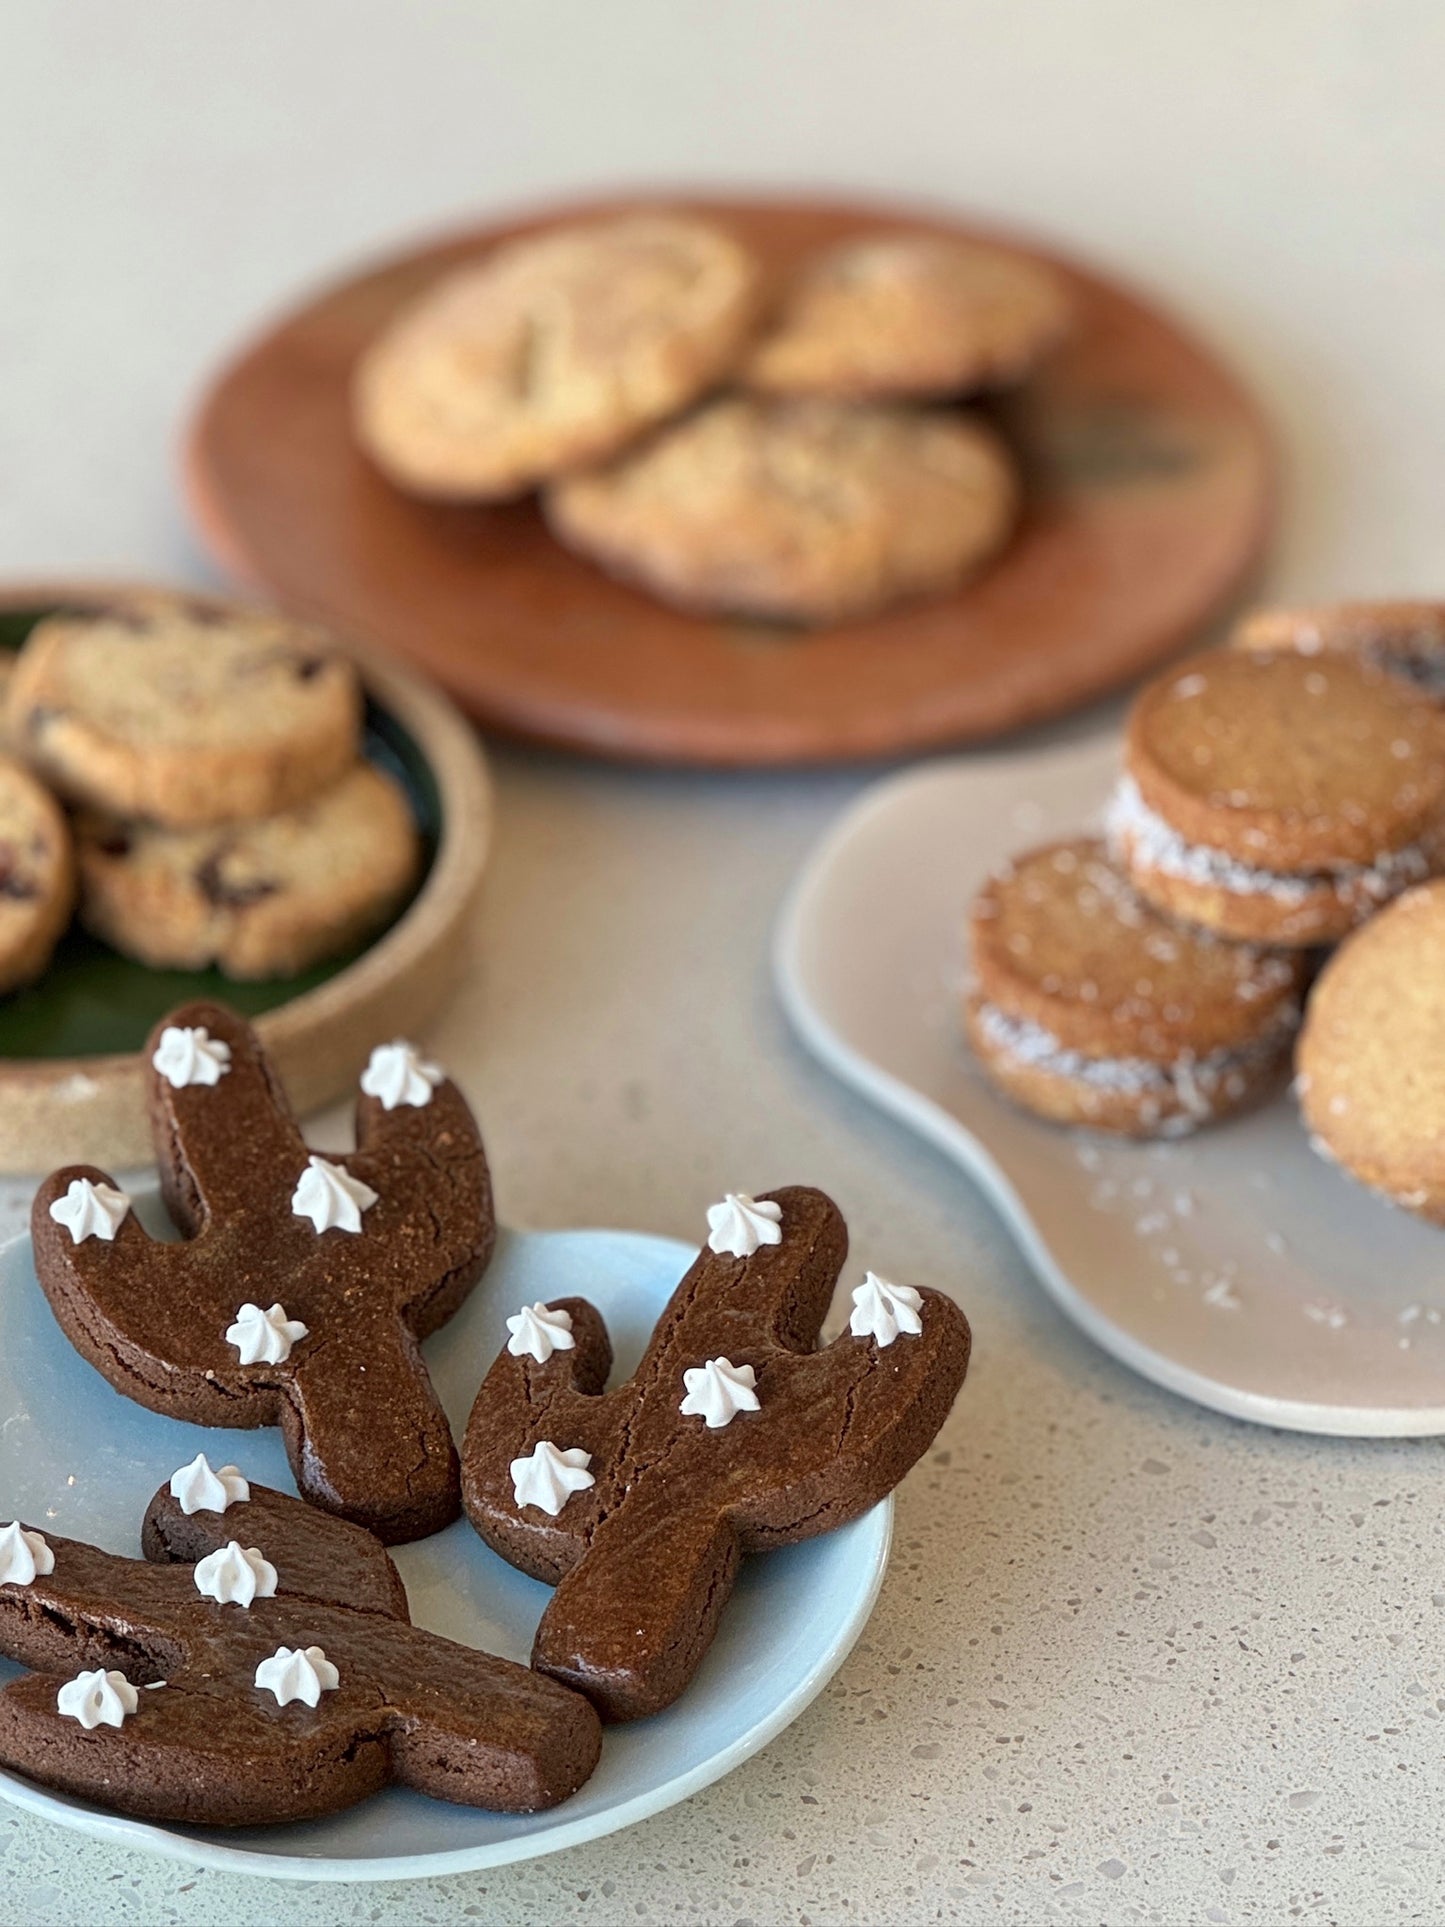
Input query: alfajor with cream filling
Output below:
<box><xmin>1106</xmin><ymin>649</ymin><xmax>1445</xmax><ymax>947</ymax></box>
<box><xmin>966</xmin><ymin>838</ymin><xmax>1307</xmax><ymax>1137</ymax></box>
<box><xmin>1232</xmin><ymin>600</ymin><xmax>1445</xmax><ymax>702</ymax></box>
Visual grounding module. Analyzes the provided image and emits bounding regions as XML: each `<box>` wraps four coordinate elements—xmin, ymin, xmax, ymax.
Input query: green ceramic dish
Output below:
<box><xmin>0</xmin><ymin>605</ymin><xmax>440</xmax><ymax>1063</ymax></box>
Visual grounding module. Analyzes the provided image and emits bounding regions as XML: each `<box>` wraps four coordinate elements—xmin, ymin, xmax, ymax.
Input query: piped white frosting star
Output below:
<box><xmin>849</xmin><ymin>1272</ymin><xmax>924</xmax><ymax>1348</ymax></box>
<box><xmin>226</xmin><ymin>1301</ymin><xmax>309</xmax><ymax>1367</ymax></box>
<box><xmin>705</xmin><ymin>1192</ymin><xmax>783</xmax><ymax>1259</ymax></box>
<box><xmin>151</xmin><ymin>1024</ymin><xmax>232</xmax><ymax>1089</ymax></box>
<box><xmin>290</xmin><ymin>1155</ymin><xmax>378</xmax><ymax>1234</ymax></box>
<box><xmin>510</xmin><ymin>1441</ymin><xmax>595</xmax><ymax>1516</ymax></box>
<box><xmin>57</xmin><ymin>1668</ymin><xmax>138</xmax><ymax>1730</ymax></box>
<box><xmin>679</xmin><ymin>1357</ymin><xmax>760</xmax><ymax>1428</ymax></box>
<box><xmin>360</xmin><ymin>1040</ymin><xmax>444</xmax><ymax>1111</ymax></box>
<box><xmin>0</xmin><ymin>1521</ymin><xmax>54</xmax><ymax>1587</ymax></box>
<box><xmin>193</xmin><ymin>1541</ymin><xmax>278</xmax><ymax>1608</ymax></box>
<box><xmin>169</xmin><ymin>1453</ymin><xmax>250</xmax><ymax>1516</ymax></box>
<box><xmin>254</xmin><ymin>1644</ymin><xmax>339</xmax><ymax>1707</ymax></box>
<box><xmin>505</xmin><ymin>1302</ymin><xmax>576</xmax><ymax>1364</ymax></box>
<box><xmin>47</xmin><ymin>1177</ymin><xmax>131</xmax><ymax>1245</ymax></box>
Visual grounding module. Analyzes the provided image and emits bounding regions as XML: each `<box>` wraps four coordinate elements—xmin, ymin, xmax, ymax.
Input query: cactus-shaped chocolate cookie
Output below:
<box><xmin>0</xmin><ymin>1469</ymin><xmax>600</xmax><ymax>1824</ymax></box>
<box><xmin>31</xmin><ymin>1001</ymin><xmax>494</xmax><ymax>1544</ymax></box>
<box><xmin>462</xmin><ymin>1185</ymin><xmax>971</xmax><ymax>1721</ymax></box>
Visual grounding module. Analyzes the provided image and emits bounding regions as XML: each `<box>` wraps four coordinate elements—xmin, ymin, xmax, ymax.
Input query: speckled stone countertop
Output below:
<box><xmin>4</xmin><ymin>5</ymin><xmax>1445</xmax><ymax>1922</ymax></box>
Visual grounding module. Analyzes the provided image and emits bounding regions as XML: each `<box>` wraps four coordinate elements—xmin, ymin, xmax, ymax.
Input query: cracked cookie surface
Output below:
<box><xmin>742</xmin><ymin>231</ymin><xmax>1072</xmax><ymax>400</ymax></box>
<box><xmin>546</xmin><ymin>395</ymin><xmax>1018</xmax><ymax>623</ymax></box>
<box><xmin>354</xmin><ymin>212</ymin><xmax>763</xmax><ymax>500</ymax></box>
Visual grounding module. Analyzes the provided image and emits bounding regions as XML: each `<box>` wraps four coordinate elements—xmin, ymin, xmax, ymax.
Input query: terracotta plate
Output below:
<box><xmin>0</xmin><ymin>585</ymin><xmax>492</xmax><ymax>1174</ymax></box>
<box><xmin>186</xmin><ymin>194</ymin><xmax>1274</xmax><ymax>767</ymax></box>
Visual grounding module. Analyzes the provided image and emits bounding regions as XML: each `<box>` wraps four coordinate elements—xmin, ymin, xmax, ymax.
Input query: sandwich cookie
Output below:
<box><xmin>1295</xmin><ymin>879</ymin><xmax>1445</xmax><ymax>1223</ymax></box>
<box><xmin>1107</xmin><ymin>650</ymin><xmax>1445</xmax><ymax>947</ymax></box>
<box><xmin>967</xmin><ymin>838</ymin><xmax>1307</xmax><ymax>1137</ymax></box>
<box><xmin>1232</xmin><ymin>600</ymin><xmax>1445</xmax><ymax>702</ymax></box>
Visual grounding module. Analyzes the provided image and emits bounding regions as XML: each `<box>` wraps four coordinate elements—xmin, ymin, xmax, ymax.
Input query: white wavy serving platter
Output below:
<box><xmin>775</xmin><ymin>736</ymin><xmax>1445</xmax><ymax>1436</ymax></box>
<box><xmin>0</xmin><ymin>1215</ymin><xmax>890</xmax><ymax>1881</ymax></box>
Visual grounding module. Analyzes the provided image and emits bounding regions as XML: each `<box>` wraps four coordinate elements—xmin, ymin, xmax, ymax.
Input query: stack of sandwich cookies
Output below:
<box><xmin>3</xmin><ymin>593</ymin><xmax>420</xmax><ymax>979</ymax></box>
<box><xmin>967</xmin><ymin>839</ymin><xmax>1306</xmax><ymax>1136</ymax></box>
<box><xmin>1107</xmin><ymin>650</ymin><xmax>1445</xmax><ymax>947</ymax></box>
<box><xmin>1295</xmin><ymin>879</ymin><xmax>1445</xmax><ymax>1223</ymax></box>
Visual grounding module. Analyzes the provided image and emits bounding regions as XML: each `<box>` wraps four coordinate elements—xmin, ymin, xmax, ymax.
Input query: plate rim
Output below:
<box><xmin>184</xmin><ymin>187</ymin><xmax>1275</xmax><ymax>768</ymax></box>
<box><xmin>0</xmin><ymin>580</ymin><xmax>494</xmax><ymax>1173</ymax></box>
<box><xmin>772</xmin><ymin>749</ymin><xmax>1445</xmax><ymax>1439</ymax></box>
<box><xmin>0</xmin><ymin>1220</ymin><xmax>894</xmax><ymax>1881</ymax></box>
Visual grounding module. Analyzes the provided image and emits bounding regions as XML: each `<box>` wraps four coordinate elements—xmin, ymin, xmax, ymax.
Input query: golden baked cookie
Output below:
<box><xmin>7</xmin><ymin>596</ymin><xmax>362</xmax><ymax>829</ymax></box>
<box><xmin>1106</xmin><ymin>650</ymin><xmax>1445</xmax><ymax>946</ymax></box>
<box><xmin>0</xmin><ymin>754</ymin><xmax>74</xmax><ymax>992</ymax></box>
<box><xmin>1295</xmin><ymin>879</ymin><xmax>1445</xmax><ymax>1221</ymax></box>
<box><xmin>75</xmin><ymin>762</ymin><xmax>419</xmax><ymax>980</ymax></box>
<box><xmin>353</xmin><ymin>213</ymin><xmax>763</xmax><ymax>500</ymax></box>
<box><xmin>1232</xmin><ymin>600</ymin><xmax>1445</xmax><ymax>702</ymax></box>
<box><xmin>741</xmin><ymin>233</ymin><xmax>1072</xmax><ymax>401</ymax></box>
<box><xmin>967</xmin><ymin>838</ymin><xmax>1305</xmax><ymax>1136</ymax></box>
<box><xmin>546</xmin><ymin>396</ymin><xmax>1018</xmax><ymax>624</ymax></box>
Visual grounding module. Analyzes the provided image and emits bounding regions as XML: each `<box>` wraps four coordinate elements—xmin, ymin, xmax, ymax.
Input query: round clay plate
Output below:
<box><xmin>774</xmin><ymin>737</ymin><xmax>1445</xmax><ymax>1436</ymax></box>
<box><xmin>186</xmin><ymin>194</ymin><xmax>1274</xmax><ymax>767</ymax></box>
<box><xmin>0</xmin><ymin>1220</ymin><xmax>891</xmax><ymax>1881</ymax></box>
<box><xmin>0</xmin><ymin>586</ymin><xmax>492</xmax><ymax>1174</ymax></box>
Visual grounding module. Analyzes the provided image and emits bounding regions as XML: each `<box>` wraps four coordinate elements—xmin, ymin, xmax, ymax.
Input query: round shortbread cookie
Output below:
<box><xmin>1295</xmin><ymin>879</ymin><xmax>1445</xmax><ymax>1222</ymax></box>
<box><xmin>7</xmin><ymin>596</ymin><xmax>362</xmax><ymax>830</ymax></box>
<box><xmin>353</xmin><ymin>213</ymin><xmax>764</xmax><ymax>501</ymax></box>
<box><xmin>75</xmin><ymin>761</ymin><xmax>419</xmax><ymax>980</ymax></box>
<box><xmin>1109</xmin><ymin>650</ymin><xmax>1445</xmax><ymax>946</ymax></box>
<box><xmin>546</xmin><ymin>395</ymin><xmax>1018</xmax><ymax>624</ymax></box>
<box><xmin>0</xmin><ymin>755</ymin><xmax>75</xmax><ymax>992</ymax></box>
<box><xmin>1232</xmin><ymin>600</ymin><xmax>1445</xmax><ymax>702</ymax></box>
<box><xmin>968</xmin><ymin>838</ymin><xmax>1306</xmax><ymax>1137</ymax></box>
<box><xmin>742</xmin><ymin>232</ymin><xmax>1071</xmax><ymax>400</ymax></box>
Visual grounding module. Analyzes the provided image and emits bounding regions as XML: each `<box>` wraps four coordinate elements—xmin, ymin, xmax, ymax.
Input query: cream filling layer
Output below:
<box><xmin>1104</xmin><ymin>777</ymin><xmax>1433</xmax><ymax>907</ymax></box>
<box><xmin>974</xmin><ymin>1001</ymin><xmax>1298</xmax><ymax>1124</ymax></box>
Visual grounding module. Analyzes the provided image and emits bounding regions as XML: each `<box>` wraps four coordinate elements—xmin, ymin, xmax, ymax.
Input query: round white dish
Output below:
<box><xmin>0</xmin><ymin>1215</ymin><xmax>891</xmax><ymax>1880</ymax></box>
<box><xmin>775</xmin><ymin>736</ymin><xmax>1445</xmax><ymax>1436</ymax></box>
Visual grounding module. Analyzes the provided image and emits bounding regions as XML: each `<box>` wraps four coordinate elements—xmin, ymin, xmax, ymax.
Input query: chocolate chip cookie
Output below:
<box><xmin>742</xmin><ymin>232</ymin><xmax>1072</xmax><ymax>400</ymax></box>
<box><xmin>6</xmin><ymin>594</ymin><xmax>362</xmax><ymax>828</ymax></box>
<box><xmin>354</xmin><ymin>212</ymin><xmax>764</xmax><ymax>500</ymax></box>
<box><xmin>1232</xmin><ymin>600</ymin><xmax>1445</xmax><ymax>701</ymax></box>
<box><xmin>75</xmin><ymin>761</ymin><xmax>419</xmax><ymax>979</ymax></box>
<box><xmin>0</xmin><ymin>754</ymin><xmax>74</xmax><ymax>992</ymax></box>
<box><xmin>547</xmin><ymin>395</ymin><xmax>1018</xmax><ymax>624</ymax></box>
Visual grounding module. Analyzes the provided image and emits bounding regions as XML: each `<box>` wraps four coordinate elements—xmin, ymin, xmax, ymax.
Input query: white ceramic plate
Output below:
<box><xmin>775</xmin><ymin>737</ymin><xmax>1445</xmax><ymax>1436</ymax></box>
<box><xmin>0</xmin><ymin>1213</ymin><xmax>891</xmax><ymax>1881</ymax></box>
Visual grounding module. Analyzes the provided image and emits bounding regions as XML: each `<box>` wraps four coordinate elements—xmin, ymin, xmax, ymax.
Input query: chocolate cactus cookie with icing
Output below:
<box><xmin>31</xmin><ymin>1002</ymin><xmax>494</xmax><ymax>1544</ymax></box>
<box><xmin>462</xmin><ymin>1184</ymin><xmax>970</xmax><ymax>1722</ymax></box>
<box><xmin>966</xmin><ymin>838</ymin><xmax>1307</xmax><ymax>1136</ymax></box>
<box><xmin>1107</xmin><ymin>649</ymin><xmax>1445</xmax><ymax>946</ymax></box>
<box><xmin>0</xmin><ymin>1471</ymin><xmax>600</xmax><ymax>1825</ymax></box>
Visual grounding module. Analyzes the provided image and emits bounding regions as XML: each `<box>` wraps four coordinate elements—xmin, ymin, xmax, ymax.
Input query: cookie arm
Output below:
<box><xmin>144</xmin><ymin>1001</ymin><xmax>306</xmax><ymax>1230</ymax></box>
<box><xmin>461</xmin><ymin>1298</ymin><xmax>613</xmax><ymax>1586</ymax></box>
<box><xmin>141</xmin><ymin>1481</ymin><xmax>410</xmax><ymax>1620</ymax></box>
<box><xmin>349</xmin><ymin>1079</ymin><xmax>497</xmax><ymax>1332</ymax></box>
